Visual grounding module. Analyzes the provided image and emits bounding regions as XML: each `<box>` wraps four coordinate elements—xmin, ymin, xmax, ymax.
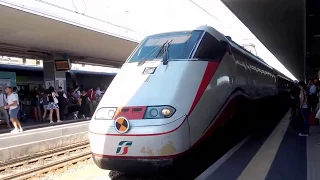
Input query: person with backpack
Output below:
<box><xmin>57</xmin><ymin>86</ymin><xmax>67</xmax><ymax>121</ymax></box>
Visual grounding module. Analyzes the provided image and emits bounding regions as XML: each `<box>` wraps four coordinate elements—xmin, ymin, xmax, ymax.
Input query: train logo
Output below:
<box><xmin>116</xmin><ymin>141</ymin><xmax>133</xmax><ymax>155</ymax></box>
<box><xmin>114</xmin><ymin>117</ymin><xmax>130</xmax><ymax>133</ymax></box>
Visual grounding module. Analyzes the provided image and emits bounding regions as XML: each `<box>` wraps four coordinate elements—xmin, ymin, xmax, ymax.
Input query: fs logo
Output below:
<box><xmin>116</xmin><ymin>141</ymin><xmax>133</xmax><ymax>155</ymax></box>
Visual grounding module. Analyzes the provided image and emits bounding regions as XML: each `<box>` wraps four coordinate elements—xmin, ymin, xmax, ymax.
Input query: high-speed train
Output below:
<box><xmin>89</xmin><ymin>25</ymin><xmax>292</xmax><ymax>173</ymax></box>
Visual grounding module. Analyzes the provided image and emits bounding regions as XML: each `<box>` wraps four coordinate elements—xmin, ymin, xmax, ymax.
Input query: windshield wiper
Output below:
<box><xmin>155</xmin><ymin>39</ymin><xmax>173</xmax><ymax>65</ymax></box>
<box><xmin>155</xmin><ymin>40</ymin><xmax>169</xmax><ymax>58</ymax></box>
<box><xmin>162</xmin><ymin>40</ymin><xmax>172</xmax><ymax>65</ymax></box>
<box><xmin>137</xmin><ymin>40</ymin><xmax>169</xmax><ymax>66</ymax></box>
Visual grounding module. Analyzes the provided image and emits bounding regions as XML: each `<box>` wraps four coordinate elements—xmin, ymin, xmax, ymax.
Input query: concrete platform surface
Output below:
<box><xmin>0</xmin><ymin>118</ymin><xmax>88</xmax><ymax>134</ymax></box>
<box><xmin>0</xmin><ymin>121</ymin><xmax>89</xmax><ymax>162</ymax></box>
<box><xmin>197</xmin><ymin>110</ymin><xmax>311</xmax><ymax>180</ymax></box>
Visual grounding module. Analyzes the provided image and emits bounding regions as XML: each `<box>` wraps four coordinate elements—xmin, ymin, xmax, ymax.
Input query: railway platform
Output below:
<box><xmin>197</xmin><ymin>110</ymin><xmax>319</xmax><ymax>180</ymax></box>
<box><xmin>0</xmin><ymin>119</ymin><xmax>89</xmax><ymax>162</ymax></box>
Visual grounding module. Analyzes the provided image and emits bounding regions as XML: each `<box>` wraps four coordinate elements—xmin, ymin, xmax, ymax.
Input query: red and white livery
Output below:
<box><xmin>89</xmin><ymin>25</ymin><xmax>291</xmax><ymax>173</ymax></box>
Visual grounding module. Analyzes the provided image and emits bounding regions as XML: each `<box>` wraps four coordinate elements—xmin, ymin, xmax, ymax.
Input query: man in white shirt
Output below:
<box><xmin>96</xmin><ymin>87</ymin><xmax>102</xmax><ymax>97</ymax></box>
<box><xmin>309</xmin><ymin>80</ymin><xmax>317</xmax><ymax>95</ymax></box>
<box><xmin>5</xmin><ymin>87</ymin><xmax>22</xmax><ymax>133</ymax></box>
<box><xmin>0</xmin><ymin>88</ymin><xmax>10</xmax><ymax>128</ymax></box>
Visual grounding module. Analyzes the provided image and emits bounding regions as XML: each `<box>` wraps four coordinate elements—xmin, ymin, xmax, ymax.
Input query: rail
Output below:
<box><xmin>0</xmin><ymin>141</ymin><xmax>91</xmax><ymax>180</ymax></box>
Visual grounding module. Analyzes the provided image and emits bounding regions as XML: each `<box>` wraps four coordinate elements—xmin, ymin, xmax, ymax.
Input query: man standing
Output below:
<box><xmin>87</xmin><ymin>87</ymin><xmax>97</xmax><ymax>117</ymax></box>
<box><xmin>308</xmin><ymin>80</ymin><xmax>317</xmax><ymax>112</ymax></box>
<box><xmin>5</xmin><ymin>87</ymin><xmax>22</xmax><ymax>133</ymax></box>
<box><xmin>57</xmin><ymin>86</ymin><xmax>67</xmax><ymax>120</ymax></box>
<box><xmin>96</xmin><ymin>87</ymin><xmax>102</xmax><ymax>101</ymax></box>
<box><xmin>0</xmin><ymin>87</ymin><xmax>10</xmax><ymax>128</ymax></box>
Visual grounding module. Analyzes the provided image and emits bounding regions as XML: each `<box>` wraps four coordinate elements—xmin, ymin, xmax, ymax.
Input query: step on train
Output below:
<box><xmin>89</xmin><ymin>25</ymin><xmax>292</xmax><ymax>173</ymax></box>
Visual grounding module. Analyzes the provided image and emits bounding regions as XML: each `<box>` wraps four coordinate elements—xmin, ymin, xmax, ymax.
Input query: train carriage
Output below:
<box><xmin>89</xmin><ymin>25</ymin><xmax>292</xmax><ymax>173</ymax></box>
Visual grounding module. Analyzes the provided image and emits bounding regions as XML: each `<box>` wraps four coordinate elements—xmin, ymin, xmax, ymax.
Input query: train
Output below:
<box><xmin>0</xmin><ymin>64</ymin><xmax>116</xmax><ymax>90</ymax></box>
<box><xmin>89</xmin><ymin>25</ymin><xmax>292</xmax><ymax>174</ymax></box>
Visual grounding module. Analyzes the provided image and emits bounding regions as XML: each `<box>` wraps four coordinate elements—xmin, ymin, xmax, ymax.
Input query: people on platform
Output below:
<box><xmin>290</xmin><ymin>81</ymin><xmax>300</xmax><ymax>121</ymax></box>
<box><xmin>298</xmin><ymin>81</ymin><xmax>309</xmax><ymax>136</ymax></box>
<box><xmin>79</xmin><ymin>90</ymin><xmax>90</xmax><ymax>118</ymax></box>
<box><xmin>46</xmin><ymin>86</ymin><xmax>61</xmax><ymax>124</ymax></box>
<box><xmin>4</xmin><ymin>86</ymin><xmax>22</xmax><ymax>133</ymax></box>
<box><xmin>96</xmin><ymin>87</ymin><xmax>102</xmax><ymax>98</ymax></box>
<box><xmin>87</xmin><ymin>87</ymin><xmax>97</xmax><ymax>117</ymax></box>
<box><xmin>308</xmin><ymin>80</ymin><xmax>318</xmax><ymax>112</ymax></box>
<box><xmin>0</xmin><ymin>85</ymin><xmax>104</xmax><ymax>129</ymax></box>
<box><xmin>31</xmin><ymin>86</ymin><xmax>42</xmax><ymax>121</ymax></box>
<box><xmin>40</xmin><ymin>89</ymin><xmax>49</xmax><ymax>121</ymax></box>
<box><xmin>0</xmin><ymin>87</ymin><xmax>10</xmax><ymax>128</ymax></box>
<box><xmin>57</xmin><ymin>86</ymin><xmax>67</xmax><ymax>121</ymax></box>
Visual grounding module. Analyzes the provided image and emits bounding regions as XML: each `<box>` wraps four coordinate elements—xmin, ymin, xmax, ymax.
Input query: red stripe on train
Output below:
<box><xmin>92</xmin><ymin>93</ymin><xmax>244</xmax><ymax>159</ymax></box>
<box><xmin>187</xmin><ymin>61</ymin><xmax>220</xmax><ymax>115</ymax></box>
<box><xmin>113</xmin><ymin>106</ymin><xmax>147</xmax><ymax>120</ymax></box>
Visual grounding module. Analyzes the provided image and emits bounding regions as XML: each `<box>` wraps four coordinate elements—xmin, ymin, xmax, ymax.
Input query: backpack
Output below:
<box><xmin>58</xmin><ymin>92</ymin><xmax>68</xmax><ymax>107</ymax></box>
<box><xmin>69</xmin><ymin>95</ymin><xmax>78</xmax><ymax>105</ymax></box>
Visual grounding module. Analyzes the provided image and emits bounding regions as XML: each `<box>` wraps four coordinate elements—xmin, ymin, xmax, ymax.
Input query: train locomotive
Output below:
<box><xmin>89</xmin><ymin>25</ymin><xmax>292</xmax><ymax>173</ymax></box>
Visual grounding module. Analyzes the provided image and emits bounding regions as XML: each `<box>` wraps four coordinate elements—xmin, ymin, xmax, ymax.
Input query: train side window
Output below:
<box><xmin>194</xmin><ymin>32</ymin><xmax>226</xmax><ymax>60</ymax></box>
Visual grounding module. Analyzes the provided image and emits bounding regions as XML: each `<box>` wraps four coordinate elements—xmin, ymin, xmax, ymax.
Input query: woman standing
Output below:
<box><xmin>298</xmin><ymin>81</ymin><xmax>310</xmax><ymax>136</ymax></box>
<box><xmin>31</xmin><ymin>86</ymin><xmax>42</xmax><ymax>121</ymax></box>
<box><xmin>47</xmin><ymin>86</ymin><xmax>61</xmax><ymax>123</ymax></box>
<box><xmin>40</xmin><ymin>89</ymin><xmax>49</xmax><ymax>121</ymax></box>
<box><xmin>79</xmin><ymin>90</ymin><xmax>89</xmax><ymax>118</ymax></box>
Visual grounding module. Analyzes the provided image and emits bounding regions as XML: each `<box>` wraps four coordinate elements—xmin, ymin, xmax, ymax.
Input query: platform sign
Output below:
<box><xmin>58</xmin><ymin>79</ymin><xmax>65</xmax><ymax>90</ymax></box>
<box><xmin>55</xmin><ymin>59</ymin><xmax>71</xmax><ymax>71</ymax></box>
<box><xmin>45</xmin><ymin>80</ymin><xmax>54</xmax><ymax>89</ymax></box>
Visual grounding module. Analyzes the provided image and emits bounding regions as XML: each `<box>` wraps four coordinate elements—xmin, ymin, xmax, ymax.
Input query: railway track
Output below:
<box><xmin>0</xmin><ymin>141</ymin><xmax>91</xmax><ymax>180</ymax></box>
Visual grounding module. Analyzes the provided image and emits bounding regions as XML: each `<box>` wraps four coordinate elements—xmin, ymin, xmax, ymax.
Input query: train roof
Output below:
<box><xmin>0</xmin><ymin>64</ymin><xmax>117</xmax><ymax>76</ymax></box>
<box><xmin>226</xmin><ymin>37</ymin><xmax>274</xmax><ymax>69</ymax></box>
<box><xmin>196</xmin><ymin>25</ymin><xmax>229</xmax><ymax>42</ymax></box>
<box><xmin>227</xmin><ymin>38</ymin><xmax>292</xmax><ymax>81</ymax></box>
<box><xmin>196</xmin><ymin>26</ymin><xmax>272</xmax><ymax>68</ymax></box>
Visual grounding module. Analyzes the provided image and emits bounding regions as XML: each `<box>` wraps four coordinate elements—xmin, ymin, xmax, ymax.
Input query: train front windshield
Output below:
<box><xmin>127</xmin><ymin>30</ymin><xmax>203</xmax><ymax>63</ymax></box>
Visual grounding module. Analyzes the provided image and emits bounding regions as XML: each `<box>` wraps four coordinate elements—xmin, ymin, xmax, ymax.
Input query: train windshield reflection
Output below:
<box><xmin>127</xmin><ymin>30</ymin><xmax>203</xmax><ymax>63</ymax></box>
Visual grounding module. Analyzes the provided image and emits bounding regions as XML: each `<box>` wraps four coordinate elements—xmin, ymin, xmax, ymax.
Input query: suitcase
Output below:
<box><xmin>309</xmin><ymin>111</ymin><xmax>319</xmax><ymax>126</ymax></box>
<box><xmin>19</xmin><ymin>103</ymin><xmax>27</xmax><ymax>123</ymax></box>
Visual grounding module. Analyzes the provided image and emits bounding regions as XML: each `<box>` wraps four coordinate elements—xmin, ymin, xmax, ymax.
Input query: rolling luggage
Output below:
<box><xmin>19</xmin><ymin>103</ymin><xmax>27</xmax><ymax>123</ymax></box>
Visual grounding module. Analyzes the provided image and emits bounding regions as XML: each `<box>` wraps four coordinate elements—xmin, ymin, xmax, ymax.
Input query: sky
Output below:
<box><xmin>2</xmin><ymin>0</ymin><xmax>296</xmax><ymax>79</ymax></box>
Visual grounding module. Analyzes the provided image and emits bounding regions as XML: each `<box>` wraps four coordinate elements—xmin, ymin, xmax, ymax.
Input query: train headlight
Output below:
<box><xmin>95</xmin><ymin>107</ymin><xmax>117</xmax><ymax>120</ymax></box>
<box><xmin>161</xmin><ymin>108</ymin><xmax>171</xmax><ymax>116</ymax></box>
<box><xmin>149</xmin><ymin>108</ymin><xmax>159</xmax><ymax>117</ymax></box>
<box><xmin>143</xmin><ymin>106</ymin><xmax>176</xmax><ymax>119</ymax></box>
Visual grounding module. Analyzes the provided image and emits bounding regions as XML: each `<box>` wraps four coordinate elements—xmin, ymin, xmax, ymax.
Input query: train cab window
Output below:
<box><xmin>127</xmin><ymin>30</ymin><xmax>203</xmax><ymax>63</ymax></box>
<box><xmin>194</xmin><ymin>32</ymin><xmax>226</xmax><ymax>61</ymax></box>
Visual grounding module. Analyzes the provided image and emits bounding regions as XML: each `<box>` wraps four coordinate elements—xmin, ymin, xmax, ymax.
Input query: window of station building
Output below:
<box><xmin>194</xmin><ymin>32</ymin><xmax>226</xmax><ymax>61</ymax></box>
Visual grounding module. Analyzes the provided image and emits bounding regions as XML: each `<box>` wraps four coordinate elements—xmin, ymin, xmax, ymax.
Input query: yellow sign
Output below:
<box><xmin>114</xmin><ymin>117</ymin><xmax>130</xmax><ymax>133</ymax></box>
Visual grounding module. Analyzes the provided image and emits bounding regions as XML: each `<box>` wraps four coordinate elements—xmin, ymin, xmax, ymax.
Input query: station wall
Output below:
<box><xmin>0</xmin><ymin>71</ymin><xmax>17</xmax><ymax>87</ymax></box>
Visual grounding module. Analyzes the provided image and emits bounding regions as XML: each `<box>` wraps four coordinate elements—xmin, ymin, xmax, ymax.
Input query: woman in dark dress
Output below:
<box><xmin>31</xmin><ymin>86</ymin><xmax>42</xmax><ymax>121</ymax></box>
<box><xmin>79</xmin><ymin>90</ymin><xmax>89</xmax><ymax>118</ymax></box>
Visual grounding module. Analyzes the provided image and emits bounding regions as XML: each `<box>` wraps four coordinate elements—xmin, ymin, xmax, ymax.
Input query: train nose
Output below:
<box><xmin>108</xmin><ymin>106</ymin><xmax>176</xmax><ymax>120</ymax></box>
<box><xmin>89</xmin><ymin>105</ymin><xmax>186</xmax><ymax>135</ymax></box>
